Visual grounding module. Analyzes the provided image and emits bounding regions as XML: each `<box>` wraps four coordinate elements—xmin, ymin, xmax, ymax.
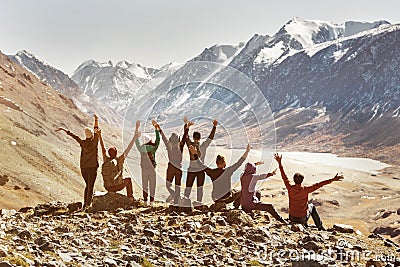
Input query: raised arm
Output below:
<box><xmin>151</xmin><ymin>120</ymin><xmax>161</xmax><ymax>150</ymax></box>
<box><xmin>56</xmin><ymin>127</ymin><xmax>82</xmax><ymax>144</ymax></box>
<box><xmin>274</xmin><ymin>153</ymin><xmax>291</xmax><ymax>190</ymax></box>
<box><xmin>122</xmin><ymin>130</ymin><xmax>141</xmax><ymax>159</ymax></box>
<box><xmin>135</xmin><ymin>120</ymin><xmax>147</xmax><ymax>153</ymax></box>
<box><xmin>305</xmin><ymin>173</ymin><xmax>344</xmax><ymax>193</ymax></box>
<box><xmin>181</xmin><ymin>120</ymin><xmax>193</xmax><ymax>151</ymax></box>
<box><xmin>94</xmin><ymin>114</ymin><xmax>99</xmax><ymax>129</ymax></box>
<box><xmin>159</xmin><ymin>127</ymin><xmax>169</xmax><ymax>146</ymax></box>
<box><xmin>208</xmin><ymin>119</ymin><xmax>218</xmax><ymax>140</ymax></box>
<box><xmin>184</xmin><ymin>119</ymin><xmax>194</xmax><ymax>148</ymax></box>
<box><xmin>201</xmin><ymin>119</ymin><xmax>217</xmax><ymax>149</ymax></box>
<box><xmin>97</xmin><ymin>129</ymin><xmax>107</xmax><ymax>160</ymax></box>
<box><xmin>227</xmin><ymin>144</ymin><xmax>250</xmax><ymax>172</ymax></box>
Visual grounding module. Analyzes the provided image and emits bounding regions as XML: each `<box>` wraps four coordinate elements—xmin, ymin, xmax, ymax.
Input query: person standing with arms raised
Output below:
<box><xmin>56</xmin><ymin>114</ymin><xmax>100</xmax><ymax>209</ymax></box>
<box><xmin>135</xmin><ymin>120</ymin><xmax>160</xmax><ymax>206</ymax></box>
<box><xmin>155</xmin><ymin>118</ymin><xmax>191</xmax><ymax>207</ymax></box>
<box><xmin>184</xmin><ymin>117</ymin><xmax>217</xmax><ymax>205</ymax></box>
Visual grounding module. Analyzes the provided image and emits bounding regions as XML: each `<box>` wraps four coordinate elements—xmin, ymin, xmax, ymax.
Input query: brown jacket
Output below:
<box><xmin>279</xmin><ymin>165</ymin><xmax>334</xmax><ymax>217</ymax></box>
<box><xmin>67</xmin><ymin>131</ymin><xmax>99</xmax><ymax>169</ymax></box>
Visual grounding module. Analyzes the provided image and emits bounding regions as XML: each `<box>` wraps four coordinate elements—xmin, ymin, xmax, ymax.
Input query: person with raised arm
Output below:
<box><xmin>240</xmin><ymin>158</ymin><xmax>287</xmax><ymax>223</ymax></box>
<box><xmin>56</xmin><ymin>114</ymin><xmax>100</xmax><ymax>208</ymax></box>
<box><xmin>155</xmin><ymin>118</ymin><xmax>191</xmax><ymax>207</ymax></box>
<box><xmin>135</xmin><ymin>120</ymin><xmax>160</xmax><ymax>206</ymax></box>
<box><xmin>274</xmin><ymin>153</ymin><xmax>344</xmax><ymax>230</ymax></box>
<box><xmin>188</xmin><ymin>144</ymin><xmax>251</xmax><ymax>211</ymax></box>
<box><xmin>98</xmin><ymin>124</ymin><xmax>141</xmax><ymax>199</ymax></box>
<box><xmin>184</xmin><ymin>118</ymin><xmax>218</xmax><ymax>205</ymax></box>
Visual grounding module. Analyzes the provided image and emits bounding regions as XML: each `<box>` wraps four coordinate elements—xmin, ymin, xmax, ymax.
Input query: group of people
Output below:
<box><xmin>57</xmin><ymin>114</ymin><xmax>344</xmax><ymax>229</ymax></box>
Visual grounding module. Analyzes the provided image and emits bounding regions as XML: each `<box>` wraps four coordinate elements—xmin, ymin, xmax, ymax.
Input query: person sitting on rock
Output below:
<box><xmin>98</xmin><ymin>124</ymin><xmax>140</xmax><ymax>200</ymax></box>
<box><xmin>188</xmin><ymin>144</ymin><xmax>250</xmax><ymax>211</ymax></box>
<box><xmin>240</xmin><ymin>161</ymin><xmax>287</xmax><ymax>223</ymax></box>
<box><xmin>56</xmin><ymin>114</ymin><xmax>100</xmax><ymax>209</ymax></box>
<box><xmin>155</xmin><ymin>118</ymin><xmax>190</xmax><ymax>207</ymax></box>
<box><xmin>135</xmin><ymin>120</ymin><xmax>160</xmax><ymax>206</ymax></box>
<box><xmin>274</xmin><ymin>153</ymin><xmax>344</xmax><ymax>230</ymax></box>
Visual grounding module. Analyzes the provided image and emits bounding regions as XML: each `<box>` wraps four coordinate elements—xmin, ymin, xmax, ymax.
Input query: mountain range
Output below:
<box><xmin>6</xmin><ymin>17</ymin><xmax>400</xmax><ymax>154</ymax></box>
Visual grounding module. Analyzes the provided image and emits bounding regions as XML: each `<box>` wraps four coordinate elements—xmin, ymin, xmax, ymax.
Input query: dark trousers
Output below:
<box><xmin>215</xmin><ymin>189</ymin><xmax>241</xmax><ymax>208</ymax></box>
<box><xmin>81</xmin><ymin>167</ymin><xmax>97</xmax><ymax>208</ymax></box>
<box><xmin>249</xmin><ymin>190</ymin><xmax>285</xmax><ymax>223</ymax></box>
<box><xmin>184</xmin><ymin>171</ymin><xmax>205</xmax><ymax>202</ymax></box>
<box><xmin>289</xmin><ymin>204</ymin><xmax>323</xmax><ymax>228</ymax></box>
<box><xmin>166</xmin><ymin>163</ymin><xmax>182</xmax><ymax>206</ymax></box>
<box><xmin>254</xmin><ymin>203</ymin><xmax>286</xmax><ymax>223</ymax></box>
<box><xmin>105</xmin><ymin>178</ymin><xmax>133</xmax><ymax>198</ymax></box>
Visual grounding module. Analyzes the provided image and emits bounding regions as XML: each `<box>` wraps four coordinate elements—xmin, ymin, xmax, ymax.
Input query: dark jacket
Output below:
<box><xmin>67</xmin><ymin>131</ymin><xmax>99</xmax><ymax>169</ymax></box>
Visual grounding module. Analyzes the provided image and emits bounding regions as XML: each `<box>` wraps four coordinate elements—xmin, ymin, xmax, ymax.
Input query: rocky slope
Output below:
<box><xmin>8</xmin><ymin>50</ymin><xmax>122</xmax><ymax>126</ymax></box>
<box><xmin>0</xmin><ymin>50</ymin><xmax>123</xmax><ymax>209</ymax></box>
<box><xmin>0</xmin><ymin>196</ymin><xmax>399</xmax><ymax>266</ymax></box>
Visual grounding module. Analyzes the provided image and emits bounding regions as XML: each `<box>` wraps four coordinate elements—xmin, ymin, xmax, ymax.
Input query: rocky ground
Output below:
<box><xmin>0</xmin><ymin>193</ymin><xmax>399</xmax><ymax>267</ymax></box>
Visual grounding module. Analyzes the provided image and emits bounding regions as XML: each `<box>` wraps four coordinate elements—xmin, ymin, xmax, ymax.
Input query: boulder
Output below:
<box><xmin>89</xmin><ymin>192</ymin><xmax>133</xmax><ymax>212</ymax></box>
<box><xmin>373</xmin><ymin>226</ymin><xmax>400</xmax><ymax>238</ymax></box>
<box><xmin>332</xmin><ymin>224</ymin><xmax>354</xmax><ymax>233</ymax></box>
<box><xmin>34</xmin><ymin>201</ymin><xmax>67</xmax><ymax>216</ymax></box>
<box><xmin>222</xmin><ymin>210</ymin><xmax>254</xmax><ymax>227</ymax></box>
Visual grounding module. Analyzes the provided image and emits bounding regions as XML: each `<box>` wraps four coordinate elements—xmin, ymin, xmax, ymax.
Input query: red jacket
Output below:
<box><xmin>279</xmin><ymin>165</ymin><xmax>334</xmax><ymax>217</ymax></box>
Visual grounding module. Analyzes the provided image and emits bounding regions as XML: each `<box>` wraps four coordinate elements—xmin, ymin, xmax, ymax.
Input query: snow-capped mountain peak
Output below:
<box><xmin>283</xmin><ymin>17</ymin><xmax>343</xmax><ymax>48</ymax></box>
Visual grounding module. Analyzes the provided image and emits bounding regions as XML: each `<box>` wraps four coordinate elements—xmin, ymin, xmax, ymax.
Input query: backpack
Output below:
<box><xmin>102</xmin><ymin>157</ymin><xmax>123</xmax><ymax>187</ymax></box>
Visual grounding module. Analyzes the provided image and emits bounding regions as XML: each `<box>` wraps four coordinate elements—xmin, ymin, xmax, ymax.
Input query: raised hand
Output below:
<box><xmin>183</xmin><ymin>116</ymin><xmax>189</xmax><ymax>124</ymax></box>
<box><xmin>94</xmin><ymin>114</ymin><xmax>98</xmax><ymax>120</ymax></box>
<box><xmin>135</xmin><ymin>120</ymin><xmax>140</xmax><ymax>131</ymax></box>
<box><xmin>213</xmin><ymin>119</ymin><xmax>218</xmax><ymax>126</ymax></box>
<box><xmin>333</xmin><ymin>173</ymin><xmax>344</xmax><ymax>182</ymax></box>
<box><xmin>187</xmin><ymin>121</ymin><xmax>194</xmax><ymax>127</ymax></box>
<box><xmin>270</xmin><ymin>168</ymin><xmax>277</xmax><ymax>176</ymax></box>
<box><xmin>152</xmin><ymin>120</ymin><xmax>159</xmax><ymax>130</ymax></box>
<box><xmin>274</xmin><ymin>153</ymin><xmax>282</xmax><ymax>165</ymax></box>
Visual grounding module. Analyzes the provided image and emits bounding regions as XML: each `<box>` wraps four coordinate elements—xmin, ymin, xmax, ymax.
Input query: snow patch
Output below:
<box><xmin>254</xmin><ymin>41</ymin><xmax>285</xmax><ymax>64</ymax></box>
<box><xmin>332</xmin><ymin>48</ymin><xmax>349</xmax><ymax>62</ymax></box>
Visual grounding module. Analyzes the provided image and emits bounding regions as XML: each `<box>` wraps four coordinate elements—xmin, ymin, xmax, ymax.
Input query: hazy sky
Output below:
<box><xmin>1</xmin><ymin>0</ymin><xmax>399</xmax><ymax>74</ymax></box>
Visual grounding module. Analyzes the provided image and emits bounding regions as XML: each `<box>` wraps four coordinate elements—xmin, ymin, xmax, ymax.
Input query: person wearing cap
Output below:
<box><xmin>240</xmin><ymin>161</ymin><xmax>287</xmax><ymax>223</ymax></box>
<box><xmin>154</xmin><ymin>118</ymin><xmax>190</xmax><ymax>207</ymax></box>
<box><xmin>56</xmin><ymin>114</ymin><xmax>100</xmax><ymax>208</ymax></box>
<box><xmin>274</xmin><ymin>153</ymin><xmax>344</xmax><ymax>230</ymax></box>
<box><xmin>135</xmin><ymin>120</ymin><xmax>160</xmax><ymax>206</ymax></box>
<box><xmin>98</xmin><ymin>123</ymin><xmax>140</xmax><ymax>199</ymax></box>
